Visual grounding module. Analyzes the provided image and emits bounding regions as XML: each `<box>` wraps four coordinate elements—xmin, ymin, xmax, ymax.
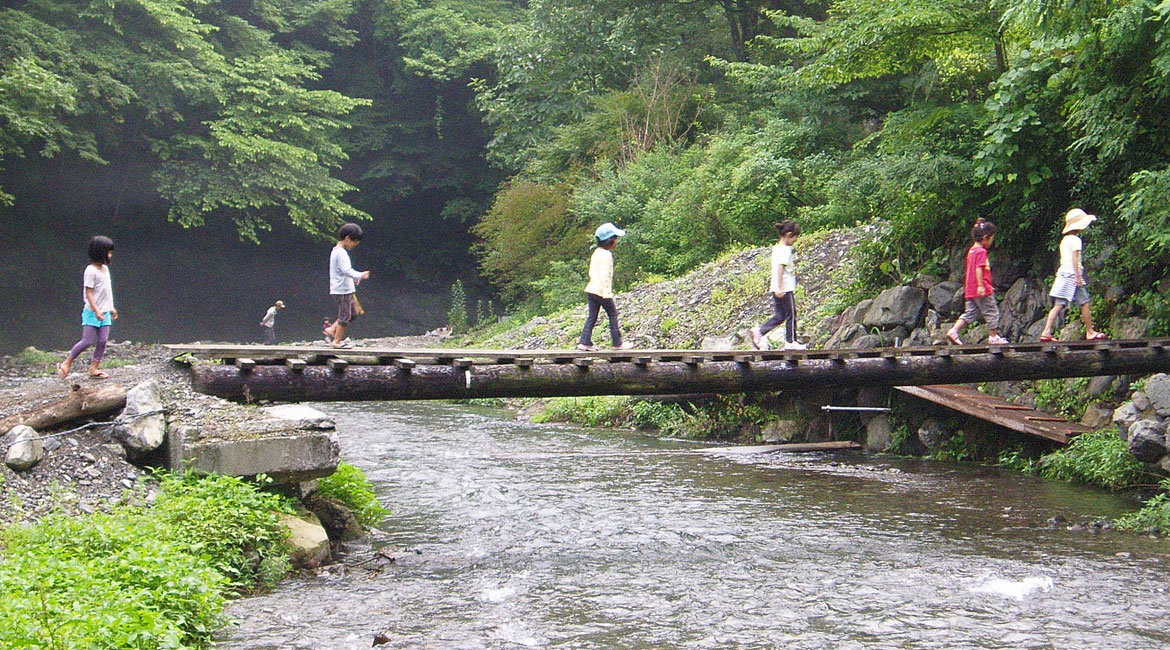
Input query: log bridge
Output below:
<box><xmin>171</xmin><ymin>338</ymin><xmax>1170</xmax><ymax>404</ymax></box>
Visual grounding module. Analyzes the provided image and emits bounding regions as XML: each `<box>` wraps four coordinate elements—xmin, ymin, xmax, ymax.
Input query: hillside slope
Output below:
<box><xmin>468</xmin><ymin>226</ymin><xmax>874</xmax><ymax>350</ymax></box>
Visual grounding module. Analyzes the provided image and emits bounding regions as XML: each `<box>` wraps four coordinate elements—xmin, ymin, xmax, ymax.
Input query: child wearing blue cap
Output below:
<box><xmin>577</xmin><ymin>223</ymin><xmax>635</xmax><ymax>351</ymax></box>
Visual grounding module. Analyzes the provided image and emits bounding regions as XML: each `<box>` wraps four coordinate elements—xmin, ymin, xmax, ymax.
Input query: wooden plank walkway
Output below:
<box><xmin>166</xmin><ymin>338</ymin><xmax>1170</xmax><ymax>368</ymax></box>
<box><xmin>895</xmin><ymin>384</ymin><xmax>1093</xmax><ymax>445</ymax></box>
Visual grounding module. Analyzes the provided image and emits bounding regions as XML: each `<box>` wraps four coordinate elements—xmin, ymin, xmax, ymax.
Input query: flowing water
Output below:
<box><xmin>218</xmin><ymin>401</ymin><xmax>1170</xmax><ymax>649</ymax></box>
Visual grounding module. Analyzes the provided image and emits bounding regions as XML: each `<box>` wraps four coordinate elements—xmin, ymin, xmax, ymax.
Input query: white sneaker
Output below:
<box><xmin>576</xmin><ymin>343</ymin><xmax>600</xmax><ymax>351</ymax></box>
<box><xmin>613</xmin><ymin>342</ymin><xmax>635</xmax><ymax>350</ymax></box>
<box><xmin>783</xmin><ymin>341</ymin><xmax>808</xmax><ymax>351</ymax></box>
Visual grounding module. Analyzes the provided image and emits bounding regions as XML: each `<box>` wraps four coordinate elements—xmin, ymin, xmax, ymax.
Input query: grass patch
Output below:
<box><xmin>1032</xmin><ymin>377</ymin><xmax>1091</xmax><ymax>421</ymax></box>
<box><xmin>532</xmin><ymin>396</ymin><xmax>634</xmax><ymax>427</ymax></box>
<box><xmin>0</xmin><ymin>471</ymin><xmax>293</xmax><ymax>649</ymax></box>
<box><xmin>316</xmin><ymin>462</ymin><xmax>389</xmax><ymax>527</ymax></box>
<box><xmin>1038</xmin><ymin>430</ymin><xmax>1158</xmax><ymax>490</ymax></box>
<box><xmin>1116</xmin><ymin>478</ymin><xmax>1170</xmax><ymax>532</ymax></box>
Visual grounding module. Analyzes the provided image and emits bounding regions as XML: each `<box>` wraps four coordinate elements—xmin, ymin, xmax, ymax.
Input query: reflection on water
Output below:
<box><xmin>219</xmin><ymin>401</ymin><xmax>1170</xmax><ymax>649</ymax></box>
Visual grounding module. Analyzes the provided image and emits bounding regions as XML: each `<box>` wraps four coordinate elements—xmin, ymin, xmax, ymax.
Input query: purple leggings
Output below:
<box><xmin>68</xmin><ymin>325</ymin><xmax>110</xmax><ymax>363</ymax></box>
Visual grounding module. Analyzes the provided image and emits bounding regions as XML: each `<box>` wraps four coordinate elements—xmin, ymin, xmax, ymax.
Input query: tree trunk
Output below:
<box><xmin>0</xmin><ymin>384</ymin><xmax>127</xmax><ymax>434</ymax></box>
<box><xmin>189</xmin><ymin>346</ymin><xmax>1170</xmax><ymax>403</ymax></box>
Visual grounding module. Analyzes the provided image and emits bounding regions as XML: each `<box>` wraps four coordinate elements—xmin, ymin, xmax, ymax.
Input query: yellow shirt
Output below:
<box><xmin>584</xmin><ymin>247</ymin><xmax>614</xmax><ymax>298</ymax></box>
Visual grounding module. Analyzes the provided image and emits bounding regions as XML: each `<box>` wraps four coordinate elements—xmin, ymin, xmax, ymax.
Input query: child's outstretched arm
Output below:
<box><xmin>1074</xmin><ymin>250</ymin><xmax>1084</xmax><ymax>285</ymax></box>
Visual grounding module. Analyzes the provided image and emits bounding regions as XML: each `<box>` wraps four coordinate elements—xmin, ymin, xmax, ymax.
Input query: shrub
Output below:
<box><xmin>532</xmin><ymin>396</ymin><xmax>634</xmax><ymax>427</ymax></box>
<box><xmin>149</xmin><ymin>472</ymin><xmax>293</xmax><ymax>592</ymax></box>
<box><xmin>448</xmin><ymin>279</ymin><xmax>469</xmax><ymax>335</ymax></box>
<box><xmin>1116</xmin><ymin>478</ymin><xmax>1170</xmax><ymax>532</ymax></box>
<box><xmin>0</xmin><ymin>471</ymin><xmax>291</xmax><ymax>649</ymax></box>
<box><xmin>316</xmin><ymin>462</ymin><xmax>389</xmax><ymax>527</ymax></box>
<box><xmin>630</xmin><ymin>400</ymin><xmax>688</xmax><ymax>433</ymax></box>
<box><xmin>1032</xmin><ymin>378</ymin><xmax>1090</xmax><ymax>421</ymax></box>
<box><xmin>1038</xmin><ymin>430</ymin><xmax>1158</xmax><ymax>491</ymax></box>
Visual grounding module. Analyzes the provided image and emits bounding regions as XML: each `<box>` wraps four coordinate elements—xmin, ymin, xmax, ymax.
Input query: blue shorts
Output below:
<box><xmin>81</xmin><ymin>308</ymin><xmax>112</xmax><ymax>328</ymax></box>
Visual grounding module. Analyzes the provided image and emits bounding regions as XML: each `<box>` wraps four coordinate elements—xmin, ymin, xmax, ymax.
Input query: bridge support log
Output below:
<box><xmin>189</xmin><ymin>346</ymin><xmax>1170</xmax><ymax>402</ymax></box>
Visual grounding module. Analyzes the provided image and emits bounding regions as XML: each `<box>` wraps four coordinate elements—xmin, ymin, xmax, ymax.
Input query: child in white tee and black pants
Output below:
<box><xmin>749</xmin><ymin>220</ymin><xmax>806</xmax><ymax>351</ymax></box>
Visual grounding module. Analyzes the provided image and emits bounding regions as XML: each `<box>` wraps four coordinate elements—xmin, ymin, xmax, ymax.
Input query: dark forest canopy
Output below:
<box><xmin>4</xmin><ymin>0</ymin><xmax>1170</xmax><ymax>338</ymax></box>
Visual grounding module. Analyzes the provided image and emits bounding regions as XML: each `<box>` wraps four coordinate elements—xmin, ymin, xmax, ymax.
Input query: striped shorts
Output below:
<box><xmin>1049</xmin><ymin>271</ymin><xmax>1090</xmax><ymax>306</ymax></box>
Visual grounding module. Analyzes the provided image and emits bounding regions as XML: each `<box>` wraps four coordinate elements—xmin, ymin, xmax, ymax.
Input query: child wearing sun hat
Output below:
<box><xmin>1038</xmin><ymin>208</ymin><xmax>1106</xmax><ymax>341</ymax></box>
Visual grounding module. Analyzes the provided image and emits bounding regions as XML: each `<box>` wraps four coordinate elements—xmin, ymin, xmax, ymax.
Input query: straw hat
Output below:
<box><xmin>1062</xmin><ymin>208</ymin><xmax>1096</xmax><ymax>234</ymax></box>
<box><xmin>275</xmin><ymin>300</ymin><xmax>285</xmax><ymax>308</ymax></box>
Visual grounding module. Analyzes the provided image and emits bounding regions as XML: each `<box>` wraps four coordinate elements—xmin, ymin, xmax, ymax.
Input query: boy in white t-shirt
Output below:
<box><xmin>749</xmin><ymin>221</ymin><xmax>805</xmax><ymax>350</ymax></box>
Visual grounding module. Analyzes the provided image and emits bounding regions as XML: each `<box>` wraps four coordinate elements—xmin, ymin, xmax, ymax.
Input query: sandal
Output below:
<box><xmin>1086</xmin><ymin>331</ymin><xmax>1107</xmax><ymax>340</ymax></box>
<box><xmin>88</xmin><ymin>370</ymin><xmax>108</xmax><ymax>379</ymax></box>
<box><xmin>57</xmin><ymin>362</ymin><xmax>69</xmax><ymax>379</ymax></box>
<box><xmin>1038</xmin><ymin>335</ymin><xmax>1054</xmax><ymax>342</ymax></box>
<box><xmin>945</xmin><ymin>330</ymin><xmax>964</xmax><ymax>346</ymax></box>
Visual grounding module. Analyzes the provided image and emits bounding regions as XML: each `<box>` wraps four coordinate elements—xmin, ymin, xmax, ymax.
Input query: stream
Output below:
<box><xmin>218</xmin><ymin>401</ymin><xmax>1170</xmax><ymax>649</ymax></box>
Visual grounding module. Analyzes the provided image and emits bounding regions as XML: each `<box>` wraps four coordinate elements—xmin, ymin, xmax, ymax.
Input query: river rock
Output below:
<box><xmin>4</xmin><ymin>425</ymin><xmax>44</xmax><ymax>471</ymax></box>
<box><xmin>917</xmin><ymin>418</ymin><xmax>949</xmax><ymax>451</ymax></box>
<box><xmin>1160</xmin><ymin>455</ymin><xmax>1170</xmax><ymax>474</ymax></box>
<box><xmin>305</xmin><ymin>496</ymin><xmax>365</xmax><ymax>542</ymax></box>
<box><xmin>1143</xmin><ymin>374</ymin><xmax>1170</xmax><ymax>416</ymax></box>
<box><xmin>1080</xmin><ymin>403</ymin><xmax>1114</xmax><ymax>430</ymax></box>
<box><xmin>1086</xmin><ymin>376</ymin><xmax>1117</xmax><ymax>399</ymax></box>
<box><xmin>701</xmin><ymin>335</ymin><xmax>737</xmax><ymax>350</ymax></box>
<box><xmin>911</xmin><ymin>274</ymin><xmax>940</xmax><ymax>290</ymax></box>
<box><xmin>863</xmin><ymin>286</ymin><xmax>926</xmax><ymax>330</ymax></box>
<box><xmin>1112</xmin><ymin>402</ymin><xmax>1155</xmax><ymax>440</ymax></box>
<box><xmin>280</xmin><ymin>513</ymin><xmax>331</xmax><ymax>569</ymax></box>
<box><xmin>865</xmin><ymin>415</ymin><xmax>893</xmax><ymax>452</ymax></box>
<box><xmin>113</xmin><ymin>379</ymin><xmax>166</xmax><ymax>456</ymax></box>
<box><xmin>1126</xmin><ymin>420</ymin><xmax>1169</xmax><ymax>463</ymax></box>
<box><xmin>826</xmin><ymin>323</ymin><xmax>864</xmax><ymax>349</ymax></box>
<box><xmin>761</xmin><ymin>420</ymin><xmax>799</xmax><ymax>444</ymax></box>
<box><xmin>1132</xmin><ymin>391</ymin><xmax>1151</xmax><ymax>412</ymax></box>
<box><xmin>928</xmin><ymin>281</ymin><xmax>962</xmax><ymax>315</ymax></box>
<box><xmin>851</xmin><ymin>334</ymin><xmax>883</xmax><ymax>350</ymax></box>
<box><xmin>998</xmin><ymin>278</ymin><xmax>1048</xmax><ymax>342</ymax></box>
<box><xmin>904</xmin><ymin>328</ymin><xmax>932</xmax><ymax>347</ymax></box>
<box><xmin>1108</xmin><ymin>315</ymin><xmax>1148</xmax><ymax>340</ymax></box>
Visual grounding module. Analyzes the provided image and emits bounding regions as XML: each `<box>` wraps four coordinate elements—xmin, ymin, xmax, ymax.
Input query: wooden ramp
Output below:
<box><xmin>895</xmin><ymin>384</ymin><xmax>1093</xmax><ymax>445</ymax></box>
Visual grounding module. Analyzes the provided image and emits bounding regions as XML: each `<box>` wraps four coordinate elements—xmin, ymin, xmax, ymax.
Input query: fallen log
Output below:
<box><xmin>0</xmin><ymin>384</ymin><xmax>128</xmax><ymax>434</ymax></box>
<box><xmin>189</xmin><ymin>345</ymin><xmax>1170</xmax><ymax>402</ymax></box>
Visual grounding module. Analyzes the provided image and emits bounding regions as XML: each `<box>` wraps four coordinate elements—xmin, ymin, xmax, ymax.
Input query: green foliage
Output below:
<box><xmin>0</xmin><ymin>0</ymin><xmax>372</xmax><ymax>240</ymax></box>
<box><xmin>1038</xmin><ymin>430</ymin><xmax>1157</xmax><ymax>490</ymax></box>
<box><xmin>997</xmin><ymin>447</ymin><xmax>1039</xmax><ymax>474</ymax></box>
<box><xmin>448</xmin><ymin>279</ymin><xmax>469</xmax><ymax>335</ymax></box>
<box><xmin>532</xmin><ymin>396</ymin><xmax>634</xmax><ymax>427</ymax></box>
<box><xmin>630</xmin><ymin>400</ymin><xmax>688</xmax><ymax>433</ymax></box>
<box><xmin>473</xmin><ymin>180</ymin><xmax>585</xmax><ymax>303</ymax></box>
<box><xmin>930</xmin><ymin>430</ymin><xmax>974</xmax><ymax>462</ymax></box>
<box><xmin>15</xmin><ymin>346</ymin><xmax>57</xmax><ymax>366</ymax></box>
<box><xmin>149</xmin><ymin>472</ymin><xmax>293</xmax><ymax>592</ymax></box>
<box><xmin>1116</xmin><ymin>478</ymin><xmax>1170</xmax><ymax>532</ymax></box>
<box><xmin>0</xmin><ymin>471</ymin><xmax>292</xmax><ymax>649</ymax></box>
<box><xmin>1031</xmin><ymin>377</ymin><xmax>1090</xmax><ymax>421</ymax></box>
<box><xmin>316</xmin><ymin>462</ymin><xmax>389</xmax><ymax>527</ymax></box>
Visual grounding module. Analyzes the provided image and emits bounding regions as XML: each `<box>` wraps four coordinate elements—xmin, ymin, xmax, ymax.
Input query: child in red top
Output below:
<box><xmin>945</xmin><ymin>218</ymin><xmax>1008</xmax><ymax>345</ymax></box>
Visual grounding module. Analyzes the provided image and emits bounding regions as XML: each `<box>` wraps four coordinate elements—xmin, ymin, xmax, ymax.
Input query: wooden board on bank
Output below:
<box><xmin>702</xmin><ymin>441</ymin><xmax>862</xmax><ymax>455</ymax></box>
<box><xmin>895</xmin><ymin>384</ymin><xmax>1092</xmax><ymax>445</ymax></box>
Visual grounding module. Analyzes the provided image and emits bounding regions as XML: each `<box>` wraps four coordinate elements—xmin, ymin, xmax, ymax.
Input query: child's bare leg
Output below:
<box><xmin>332</xmin><ymin>323</ymin><xmax>347</xmax><ymax>345</ymax></box>
<box><xmin>1040</xmin><ymin>304</ymin><xmax>1065</xmax><ymax>338</ymax></box>
<box><xmin>947</xmin><ymin>318</ymin><xmax>967</xmax><ymax>335</ymax></box>
<box><xmin>1080</xmin><ymin>302</ymin><xmax>1097</xmax><ymax>337</ymax></box>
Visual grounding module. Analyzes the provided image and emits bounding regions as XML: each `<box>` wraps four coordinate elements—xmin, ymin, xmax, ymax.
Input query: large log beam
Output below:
<box><xmin>189</xmin><ymin>346</ymin><xmax>1170</xmax><ymax>402</ymax></box>
<box><xmin>0</xmin><ymin>384</ymin><xmax>128</xmax><ymax>434</ymax></box>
